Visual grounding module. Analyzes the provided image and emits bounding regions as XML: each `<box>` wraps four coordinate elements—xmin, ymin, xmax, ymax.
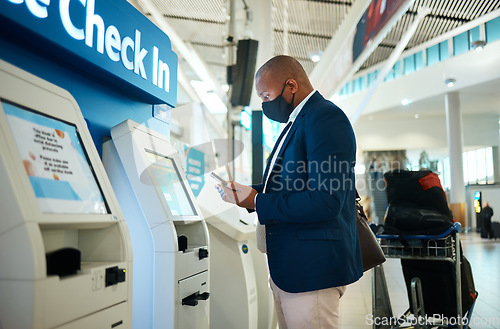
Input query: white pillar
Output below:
<box><xmin>445</xmin><ymin>92</ymin><xmax>465</xmax><ymax>204</ymax></box>
<box><xmin>492</xmin><ymin>146</ymin><xmax>500</xmax><ymax>183</ymax></box>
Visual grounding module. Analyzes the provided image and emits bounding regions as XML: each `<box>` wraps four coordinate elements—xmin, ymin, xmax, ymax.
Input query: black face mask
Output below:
<box><xmin>262</xmin><ymin>82</ymin><xmax>295</xmax><ymax>123</ymax></box>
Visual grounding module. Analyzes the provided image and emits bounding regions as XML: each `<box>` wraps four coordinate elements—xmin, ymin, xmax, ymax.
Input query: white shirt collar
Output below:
<box><xmin>288</xmin><ymin>89</ymin><xmax>316</xmax><ymax>123</ymax></box>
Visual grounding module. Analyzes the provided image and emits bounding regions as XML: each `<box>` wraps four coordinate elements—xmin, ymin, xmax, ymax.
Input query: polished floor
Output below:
<box><xmin>340</xmin><ymin>232</ymin><xmax>500</xmax><ymax>329</ymax></box>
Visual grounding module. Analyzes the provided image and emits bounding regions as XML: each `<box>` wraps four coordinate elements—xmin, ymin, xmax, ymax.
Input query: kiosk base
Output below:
<box><xmin>208</xmin><ymin>224</ymin><xmax>258</xmax><ymax>329</ymax></box>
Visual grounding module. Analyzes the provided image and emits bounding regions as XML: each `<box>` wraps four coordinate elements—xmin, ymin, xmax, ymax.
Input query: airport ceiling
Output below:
<box><xmin>129</xmin><ymin>0</ymin><xmax>500</xmax><ymax>106</ymax></box>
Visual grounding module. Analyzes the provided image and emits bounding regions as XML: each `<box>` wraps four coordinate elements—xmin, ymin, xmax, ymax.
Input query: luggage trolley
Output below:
<box><xmin>371</xmin><ymin>223</ymin><xmax>477</xmax><ymax>329</ymax></box>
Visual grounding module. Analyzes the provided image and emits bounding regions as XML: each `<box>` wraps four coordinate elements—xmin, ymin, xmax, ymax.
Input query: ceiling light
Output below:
<box><xmin>471</xmin><ymin>40</ymin><xmax>486</xmax><ymax>52</ymax></box>
<box><xmin>310</xmin><ymin>54</ymin><xmax>321</xmax><ymax>62</ymax></box>
<box><xmin>445</xmin><ymin>78</ymin><xmax>456</xmax><ymax>88</ymax></box>
<box><xmin>414</xmin><ymin>114</ymin><xmax>419</xmax><ymax>119</ymax></box>
<box><xmin>190</xmin><ymin>80</ymin><xmax>228</xmax><ymax>114</ymax></box>
<box><xmin>401</xmin><ymin>98</ymin><xmax>409</xmax><ymax>106</ymax></box>
<box><xmin>308</xmin><ymin>51</ymin><xmax>323</xmax><ymax>63</ymax></box>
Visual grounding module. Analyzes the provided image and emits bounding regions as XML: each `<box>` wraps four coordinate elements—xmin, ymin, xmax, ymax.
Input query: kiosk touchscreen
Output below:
<box><xmin>102</xmin><ymin>120</ymin><xmax>210</xmax><ymax>329</ymax></box>
<box><xmin>0</xmin><ymin>60</ymin><xmax>132</xmax><ymax>329</ymax></box>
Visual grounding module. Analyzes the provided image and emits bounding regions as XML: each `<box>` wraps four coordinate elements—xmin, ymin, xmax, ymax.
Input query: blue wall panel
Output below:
<box><xmin>486</xmin><ymin>16</ymin><xmax>500</xmax><ymax>43</ymax></box>
<box><xmin>453</xmin><ymin>31</ymin><xmax>470</xmax><ymax>55</ymax></box>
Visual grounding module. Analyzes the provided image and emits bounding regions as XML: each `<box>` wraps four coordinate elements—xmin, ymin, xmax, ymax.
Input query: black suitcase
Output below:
<box><xmin>492</xmin><ymin>222</ymin><xmax>500</xmax><ymax>239</ymax></box>
<box><xmin>384</xmin><ymin>200</ymin><xmax>453</xmax><ymax>235</ymax></box>
<box><xmin>401</xmin><ymin>254</ymin><xmax>477</xmax><ymax>317</ymax></box>
<box><xmin>384</xmin><ymin>170</ymin><xmax>451</xmax><ymax>217</ymax></box>
<box><xmin>383</xmin><ymin>170</ymin><xmax>453</xmax><ymax>236</ymax></box>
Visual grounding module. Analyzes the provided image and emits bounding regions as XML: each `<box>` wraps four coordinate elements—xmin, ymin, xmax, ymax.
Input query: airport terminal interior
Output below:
<box><xmin>1</xmin><ymin>0</ymin><xmax>500</xmax><ymax>328</ymax></box>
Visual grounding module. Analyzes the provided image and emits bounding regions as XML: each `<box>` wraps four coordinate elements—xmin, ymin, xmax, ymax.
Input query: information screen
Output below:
<box><xmin>2</xmin><ymin>100</ymin><xmax>108</xmax><ymax>214</ymax></box>
<box><xmin>145</xmin><ymin>150</ymin><xmax>197</xmax><ymax>217</ymax></box>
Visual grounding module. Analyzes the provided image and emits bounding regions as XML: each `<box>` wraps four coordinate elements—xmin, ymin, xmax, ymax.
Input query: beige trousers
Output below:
<box><xmin>269</xmin><ymin>278</ymin><xmax>346</xmax><ymax>329</ymax></box>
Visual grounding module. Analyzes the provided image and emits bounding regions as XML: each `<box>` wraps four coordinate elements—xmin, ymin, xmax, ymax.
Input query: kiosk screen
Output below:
<box><xmin>145</xmin><ymin>150</ymin><xmax>197</xmax><ymax>217</ymax></box>
<box><xmin>2</xmin><ymin>100</ymin><xmax>108</xmax><ymax>214</ymax></box>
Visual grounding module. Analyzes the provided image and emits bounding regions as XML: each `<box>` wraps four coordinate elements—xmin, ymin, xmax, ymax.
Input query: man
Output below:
<box><xmin>217</xmin><ymin>55</ymin><xmax>363</xmax><ymax>329</ymax></box>
<box><xmin>481</xmin><ymin>202</ymin><xmax>494</xmax><ymax>239</ymax></box>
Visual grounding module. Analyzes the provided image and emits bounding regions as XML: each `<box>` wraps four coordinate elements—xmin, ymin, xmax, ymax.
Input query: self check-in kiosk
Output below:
<box><xmin>196</xmin><ymin>173</ymin><xmax>258</xmax><ymax>329</ymax></box>
<box><xmin>236</xmin><ymin>208</ymin><xmax>278</xmax><ymax>329</ymax></box>
<box><xmin>198</xmin><ymin>169</ymin><xmax>277</xmax><ymax>329</ymax></box>
<box><xmin>0</xmin><ymin>60</ymin><xmax>133</xmax><ymax>329</ymax></box>
<box><xmin>103</xmin><ymin>119</ymin><xmax>210</xmax><ymax>329</ymax></box>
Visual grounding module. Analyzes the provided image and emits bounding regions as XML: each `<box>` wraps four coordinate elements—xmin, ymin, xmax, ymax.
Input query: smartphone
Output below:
<box><xmin>210</xmin><ymin>172</ymin><xmax>228</xmax><ymax>185</ymax></box>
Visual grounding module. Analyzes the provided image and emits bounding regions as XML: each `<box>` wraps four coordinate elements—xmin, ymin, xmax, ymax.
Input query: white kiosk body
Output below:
<box><xmin>0</xmin><ymin>60</ymin><xmax>133</xmax><ymax>329</ymax></box>
<box><xmin>236</xmin><ymin>209</ymin><xmax>278</xmax><ymax>329</ymax></box>
<box><xmin>102</xmin><ymin>120</ymin><xmax>210</xmax><ymax>329</ymax></box>
<box><xmin>196</xmin><ymin>178</ymin><xmax>258</xmax><ymax>329</ymax></box>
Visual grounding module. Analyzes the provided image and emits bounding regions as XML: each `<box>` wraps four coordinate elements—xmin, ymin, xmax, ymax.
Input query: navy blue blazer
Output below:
<box><xmin>253</xmin><ymin>91</ymin><xmax>363</xmax><ymax>293</ymax></box>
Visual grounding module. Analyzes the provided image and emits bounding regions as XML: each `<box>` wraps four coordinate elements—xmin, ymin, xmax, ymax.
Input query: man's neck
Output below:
<box><xmin>293</xmin><ymin>88</ymin><xmax>314</xmax><ymax>107</ymax></box>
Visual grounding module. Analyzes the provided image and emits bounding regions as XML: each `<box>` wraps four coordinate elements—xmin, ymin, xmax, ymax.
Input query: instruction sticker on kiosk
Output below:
<box><xmin>2</xmin><ymin>101</ymin><xmax>107</xmax><ymax>214</ymax></box>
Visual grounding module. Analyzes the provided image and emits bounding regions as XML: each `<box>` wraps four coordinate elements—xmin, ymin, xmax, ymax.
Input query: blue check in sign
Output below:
<box><xmin>1</xmin><ymin>0</ymin><xmax>178</xmax><ymax>106</ymax></box>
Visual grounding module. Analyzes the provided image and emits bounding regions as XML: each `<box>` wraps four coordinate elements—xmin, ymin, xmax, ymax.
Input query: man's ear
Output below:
<box><xmin>286</xmin><ymin>79</ymin><xmax>299</xmax><ymax>93</ymax></box>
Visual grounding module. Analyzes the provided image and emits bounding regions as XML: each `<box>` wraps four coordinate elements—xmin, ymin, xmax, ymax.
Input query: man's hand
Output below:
<box><xmin>215</xmin><ymin>181</ymin><xmax>258</xmax><ymax>209</ymax></box>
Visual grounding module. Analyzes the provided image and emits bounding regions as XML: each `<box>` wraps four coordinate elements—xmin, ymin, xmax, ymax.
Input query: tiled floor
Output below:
<box><xmin>340</xmin><ymin>232</ymin><xmax>500</xmax><ymax>329</ymax></box>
